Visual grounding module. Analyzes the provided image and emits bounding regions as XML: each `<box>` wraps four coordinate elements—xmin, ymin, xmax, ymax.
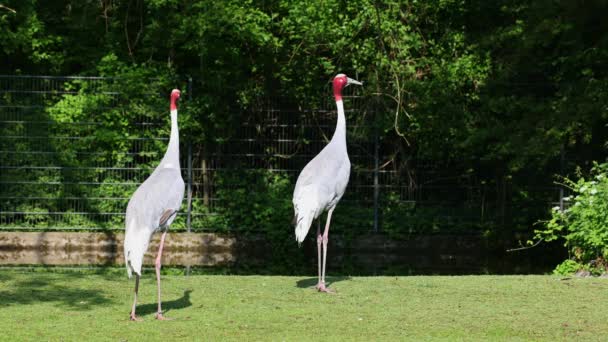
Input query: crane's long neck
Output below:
<box><xmin>330</xmin><ymin>100</ymin><xmax>347</xmax><ymax>146</ymax></box>
<box><xmin>160</xmin><ymin>108</ymin><xmax>180</xmax><ymax>169</ymax></box>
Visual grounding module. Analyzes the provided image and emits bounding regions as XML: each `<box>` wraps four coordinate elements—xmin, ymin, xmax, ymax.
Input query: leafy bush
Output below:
<box><xmin>535</xmin><ymin>162</ymin><xmax>608</xmax><ymax>274</ymax></box>
<box><xmin>212</xmin><ymin>170</ymin><xmax>292</xmax><ymax>233</ymax></box>
<box><xmin>210</xmin><ymin>169</ymin><xmax>309</xmax><ymax>273</ymax></box>
<box><xmin>553</xmin><ymin>260</ymin><xmax>585</xmax><ymax>276</ymax></box>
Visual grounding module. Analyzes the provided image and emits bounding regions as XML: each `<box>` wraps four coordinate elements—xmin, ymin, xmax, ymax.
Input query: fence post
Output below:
<box><xmin>186</xmin><ymin>77</ymin><xmax>194</xmax><ymax>277</ymax></box>
<box><xmin>373</xmin><ymin>111</ymin><xmax>380</xmax><ymax>233</ymax></box>
<box><xmin>186</xmin><ymin>77</ymin><xmax>193</xmax><ymax>233</ymax></box>
<box><xmin>187</xmin><ymin>142</ymin><xmax>192</xmax><ymax>232</ymax></box>
<box><xmin>559</xmin><ymin>147</ymin><xmax>564</xmax><ymax>211</ymax></box>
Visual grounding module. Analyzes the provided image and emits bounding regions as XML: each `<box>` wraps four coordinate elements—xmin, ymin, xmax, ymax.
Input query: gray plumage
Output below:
<box><xmin>292</xmin><ymin>99</ymin><xmax>350</xmax><ymax>243</ymax></box>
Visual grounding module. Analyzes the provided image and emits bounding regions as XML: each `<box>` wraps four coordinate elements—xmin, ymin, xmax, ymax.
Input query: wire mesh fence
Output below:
<box><xmin>0</xmin><ymin>75</ymin><xmax>169</xmax><ymax>230</ymax></box>
<box><xmin>0</xmin><ymin>75</ymin><xmax>563</xmax><ymax>234</ymax></box>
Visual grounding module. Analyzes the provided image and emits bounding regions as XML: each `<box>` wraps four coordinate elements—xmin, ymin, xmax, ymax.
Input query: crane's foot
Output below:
<box><xmin>315</xmin><ymin>283</ymin><xmax>334</xmax><ymax>293</ymax></box>
<box><xmin>129</xmin><ymin>314</ymin><xmax>143</xmax><ymax>322</ymax></box>
<box><xmin>155</xmin><ymin>312</ymin><xmax>172</xmax><ymax>321</ymax></box>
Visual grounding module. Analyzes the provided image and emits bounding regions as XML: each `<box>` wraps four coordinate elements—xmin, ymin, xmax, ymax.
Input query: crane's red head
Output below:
<box><xmin>170</xmin><ymin>89</ymin><xmax>181</xmax><ymax>111</ymax></box>
<box><xmin>333</xmin><ymin>74</ymin><xmax>362</xmax><ymax>102</ymax></box>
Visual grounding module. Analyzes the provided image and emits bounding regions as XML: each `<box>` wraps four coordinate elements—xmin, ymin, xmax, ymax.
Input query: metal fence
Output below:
<box><xmin>0</xmin><ymin>75</ymin><xmax>563</xmax><ymax>233</ymax></box>
<box><xmin>0</xmin><ymin>76</ymin><xmax>172</xmax><ymax>230</ymax></box>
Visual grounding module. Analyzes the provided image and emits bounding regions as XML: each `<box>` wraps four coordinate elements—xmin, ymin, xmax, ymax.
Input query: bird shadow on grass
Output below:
<box><xmin>135</xmin><ymin>289</ymin><xmax>193</xmax><ymax>317</ymax></box>
<box><xmin>0</xmin><ymin>274</ymin><xmax>113</xmax><ymax>310</ymax></box>
<box><xmin>296</xmin><ymin>276</ymin><xmax>352</xmax><ymax>289</ymax></box>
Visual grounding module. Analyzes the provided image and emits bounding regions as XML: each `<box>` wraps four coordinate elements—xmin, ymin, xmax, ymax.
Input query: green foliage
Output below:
<box><xmin>535</xmin><ymin>163</ymin><xmax>608</xmax><ymax>274</ymax></box>
<box><xmin>212</xmin><ymin>170</ymin><xmax>292</xmax><ymax>233</ymax></box>
<box><xmin>552</xmin><ymin>260</ymin><xmax>585</xmax><ymax>276</ymax></box>
<box><xmin>210</xmin><ymin>170</ymin><xmax>308</xmax><ymax>272</ymax></box>
<box><xmin>2</xmin><ymin>0</ymin><xmax>608</xmax><ymax>272</ymax></box>
<box><xmin>17</xmin><ymin>205</ymin><xmax>49</xmax><ymax>227</ymax></box>
<box><xmin>1</xmin><ymin>0</ymin><xmax>607</xmax><ymax>165</ymax></box>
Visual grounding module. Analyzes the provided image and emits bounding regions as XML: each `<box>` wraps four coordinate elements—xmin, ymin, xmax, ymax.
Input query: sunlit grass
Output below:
<box><xmin>1</xmin><ymin>270</ymin><xmax>607</xmax><ymax>341</ymax></box>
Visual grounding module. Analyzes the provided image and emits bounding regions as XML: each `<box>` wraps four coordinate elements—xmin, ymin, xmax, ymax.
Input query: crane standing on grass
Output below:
<box><xmin>293</xmin><ymin>74</ymin><xmax>362</xmax><ymax>293</ymax></box>
<box><xmin>124</xmin><ymin>89</ymin><xmax>185</xmax><ymax>321</ymax></box>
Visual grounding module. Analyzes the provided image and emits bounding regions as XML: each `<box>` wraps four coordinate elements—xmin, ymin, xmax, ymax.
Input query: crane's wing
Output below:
<box><xmin>292</xmin><ymin>155</ymin><xmax>328</xmax><ymax>243</ymax></box>
<box><xmin>292</xmin><ymin>146</ymin><xmax>350</xmax><ymax>243</ymax></box>
<box><xmin>159</xmin><ymin>208</ymin><xmax>178</xmax><ymax>227</ymax></box>
<box><xmin>124</xmin><ymin>167</ymin><xmax>183</xmax><ymax>277</ymax></box>
<box><xmin>293</xmin><ymin>146</ymin><xmax>348</xmax><ymax>207</ymax></box>
<box><xmin>126</xmin><ymin>167</ymin><xmax>185</xmax><ymax>230</ymax></box>
<box><xmin>149</xmin><ymin>168</ymin><xmax>185</xmax><ymax>227</ymax></box>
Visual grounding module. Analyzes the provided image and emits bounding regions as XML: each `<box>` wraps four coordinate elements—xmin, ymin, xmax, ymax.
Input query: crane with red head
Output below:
<box><xmin>293</xmin><ymin>73</ymin><xmax>362</xmax><ymax>293</ymax></box>
<box><xmin>124</xmin><ymin>88</ymin><xmax>185</xmax><ymax>320</ymax></box>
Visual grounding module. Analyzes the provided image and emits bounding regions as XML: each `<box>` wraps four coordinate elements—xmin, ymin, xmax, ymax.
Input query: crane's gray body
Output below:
<box><xmin>124</xmin><ymin>108</ymin><xmax>184</xmax><ymax>277</ymax></box>
<box><xmin>293</xmin><ymin>100</ymin><xmax>350</xmax><ymax>243</ymax></box>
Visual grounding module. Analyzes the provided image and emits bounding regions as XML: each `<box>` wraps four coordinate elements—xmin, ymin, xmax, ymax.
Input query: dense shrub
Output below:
<box><xmin>535</xmin><ymin>162</ymin><xmax>608</xmax><ymax>275</ymax></box>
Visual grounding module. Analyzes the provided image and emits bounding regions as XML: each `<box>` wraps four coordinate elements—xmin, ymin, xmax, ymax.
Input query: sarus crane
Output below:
<box><xmin>124</xmin><ymin>89</ymin><xmax>185</xmax><ymax>320</ymax></box>
<box><xmin>293</xmin><ymin>73</ymin><xmax>362</xmax><ymax>293</ymax></box>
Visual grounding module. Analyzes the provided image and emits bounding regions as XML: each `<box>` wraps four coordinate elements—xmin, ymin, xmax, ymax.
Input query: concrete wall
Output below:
<box><xmin>0</xmin><ymin>232</ymin><xmax>236</xmax><ymax>266</ymax></box>
<box><xmin>0</xmin><ymin>232</ymin><xmax>565</xmax><ymax>274</ymax></box>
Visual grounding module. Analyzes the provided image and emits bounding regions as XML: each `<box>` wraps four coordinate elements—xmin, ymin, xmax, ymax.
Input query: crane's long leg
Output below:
<box><xmin>316</xmin><ymin>220</ymin><xmax>322</xmax><ymax>290</ymax></box>
<box><xmin>155</xmin><ymin>230</ymin><xmax>169</xmax><ymax>320</ymax></box>
<box><xmin>318</xmin><ymin>208</ymin><xmax>334</xmax><ymax>293</ymax></box>
<box><xmin>130</xmin><ymin>274</ymin><xmax>142</xmax><ymax>321</ymax></box>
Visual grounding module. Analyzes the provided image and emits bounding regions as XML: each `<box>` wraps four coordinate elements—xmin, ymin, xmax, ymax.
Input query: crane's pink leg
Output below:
<box><xmin>155</xmin><ymin>231</ymin><xmax>170</xmax><ymax>320</ymax></box>
<box><xmin>315</xmin><ymin>220</ymin><xmax>322</xmax><ymax>290</ymax></box>
<box><xmin>318</xmin><ymin>208</ymin><xmax>334</xmax><ymax>293</ymax></box>
<box><xmin>129</xmin><ymin>274</ymin><xmax>142</xmax><ymax>321</ymax></box>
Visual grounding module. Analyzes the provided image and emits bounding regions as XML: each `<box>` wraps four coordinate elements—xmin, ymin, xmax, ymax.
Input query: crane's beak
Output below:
<box><xmin>346</xmin><ymin>77</ymin><xmax>363</xmax><ymax>87</ymax></box>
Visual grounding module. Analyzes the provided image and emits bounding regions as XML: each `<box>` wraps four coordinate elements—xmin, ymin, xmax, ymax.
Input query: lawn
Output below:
<box><xmin>0</xmin><ymin>270</ymin><xmax>607</xmax><ymax>341</ymax></box>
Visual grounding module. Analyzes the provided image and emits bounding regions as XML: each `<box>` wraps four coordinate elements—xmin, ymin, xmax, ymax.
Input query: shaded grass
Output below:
<box><xmin>1</xmin><ymin>270</ymin><xmax>607</xmax><ymax>341</ymax></box>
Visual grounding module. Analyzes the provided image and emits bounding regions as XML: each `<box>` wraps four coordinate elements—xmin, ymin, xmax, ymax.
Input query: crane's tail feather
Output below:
<box><xmin>125</xmin><ymin>251</ymin><xmax>133</xmax><ymax>278</ymax></box>
<box><xmin>294</xmin><ymin>208</ymin><xmax>316</xmax><ymax>245</ymax></box>
<box><xmin>124</xmin><ymin>242</ymin><xmax>144</xmax><ymax>278</ymax></box>
<box><xmin>124</xmin><ymin>219</ymin><xmax>148</xmax><ymax>278</ymax></box>
<box><xmin>125</xmin><ymin>253</ymin><xmax>142</xmax><ymax>279</ymax></box>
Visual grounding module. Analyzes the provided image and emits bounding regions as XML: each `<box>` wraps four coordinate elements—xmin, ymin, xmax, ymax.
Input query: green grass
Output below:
<box><xmin>1</xmin><ymin>270</ymin><xmax>608</xmax><ymax>341</ymax></box>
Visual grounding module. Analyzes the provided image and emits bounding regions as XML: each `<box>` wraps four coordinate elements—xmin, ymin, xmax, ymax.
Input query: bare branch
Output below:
<box><xmin>0</xmin><ymin>4</ymin><xmax>16</xmax><ymax>13</ymax></box>
<box><xmin>553</xmin><ymin>180</ymin><xmax>576</xmax><ymax>191</ymax></box>
<box><xmin>124</xmin><ymin>0</ymin><xmax>134</xmax><ymax>60</ymax></box>
<box><xmin>506</xmin><ymin>239</ymin><xmax>543</xmax><ymax>253</ymax></box>
<box><xmin>378</xmin><ymin>154</ymin><xmax>396</xmax><ymax>170</ymax></box>
<box><xmin>371</xmin><ymin>2</ymin><xmax>411</xmax><ymax>146</ymax></box>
